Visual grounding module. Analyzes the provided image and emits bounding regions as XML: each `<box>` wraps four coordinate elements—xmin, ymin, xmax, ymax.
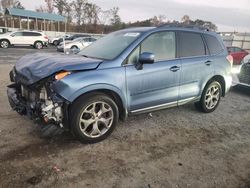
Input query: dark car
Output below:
<box><xmin>56</xmin><ymin>34</ymin><xmax>91</xmax><ymax>45</ymax></box>
<box><xmin>7</xmin><ymin>25</ymin><xmax>232</xmax><ymax>143</ymax></box>
<box><xmin>227</xmin><ymin>46</ymin><xmax>249</xmax><ymax>65</ymax></box>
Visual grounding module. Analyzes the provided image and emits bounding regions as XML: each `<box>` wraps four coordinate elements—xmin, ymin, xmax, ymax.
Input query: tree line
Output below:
<box><xmin>0</xmin><ymin>0</ymin><xmax>218</xmax><ymax>33</ymax></box>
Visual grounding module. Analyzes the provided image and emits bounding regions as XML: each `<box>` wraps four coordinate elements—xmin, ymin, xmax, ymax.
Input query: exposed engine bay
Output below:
<box><xmin>7</xmin><ymin>69</ymin><xmax>66</xmax><ymax>128</ymax></box>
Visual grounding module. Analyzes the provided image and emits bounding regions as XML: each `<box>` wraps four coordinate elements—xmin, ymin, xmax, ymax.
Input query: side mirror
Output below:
<box><xmin>10</xmin><ymin>34</ymin><xmax>15</xmax><ymax>37</ymax></box>
<box><xmin>135</xmin><ymin>52</ymin><xmax>155</xmax><ymax>70</ymax></box>
<box><xmin>139</xmin><ymin>52</ymin><xmax>155</xmax><ymax>64</ymax></box>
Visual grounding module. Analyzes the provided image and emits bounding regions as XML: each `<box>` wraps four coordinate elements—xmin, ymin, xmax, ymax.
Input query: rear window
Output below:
<box><xmin>204</xmin><ymin>34</ymin><xmax>223</xmax><ymax>55</ymax></box>
<box><xmin>178</xmin><ymin>32</ymin><xmax>205</xmax><ymax>58</ymax></box>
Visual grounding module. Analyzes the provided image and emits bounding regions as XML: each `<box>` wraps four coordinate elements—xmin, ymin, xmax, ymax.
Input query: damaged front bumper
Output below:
<box><xmin>7</xmin><ymin>84</ymin><xmax>26</xmax><ymax>115</ymax></box>
<box><xmin>7</xmin><ymin>82</ymin><xmax>70</xmax><ymax>130</ymax></box>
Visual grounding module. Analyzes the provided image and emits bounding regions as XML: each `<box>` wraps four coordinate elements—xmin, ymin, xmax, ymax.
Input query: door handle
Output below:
<box><xmin>170</xmin><ymin>66</ymin><xmax>180</xmax><ymax>72</ymax></box>
<box><xmin>205</xmin><ymin>60</ymin><xmax>211</xmax><ymax>66</ymax></box>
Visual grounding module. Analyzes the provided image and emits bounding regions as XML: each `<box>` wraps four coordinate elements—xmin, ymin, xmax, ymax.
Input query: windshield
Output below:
<box><xmin>78</xmin><ymin>31</ymin><xmax>141</xmax><ymax>60</ymax></box>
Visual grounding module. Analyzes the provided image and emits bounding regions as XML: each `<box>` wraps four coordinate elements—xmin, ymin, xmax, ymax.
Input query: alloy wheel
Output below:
<box><xmin>205</xmin><ymin>84</ymin><xmax>220</xmax><ymax>110</ymax></box>
<box><xmin>79</xmin><ymin>101</ymin><xmax>114</xmax><ymax>138</ymax></box>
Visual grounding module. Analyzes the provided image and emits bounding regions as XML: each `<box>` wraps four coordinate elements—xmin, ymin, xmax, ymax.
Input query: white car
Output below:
<box><xmin>57</xmin><ymin>37</ymin><xmax>97</xmax><ymax>52</ymax></box>
<box><xmin>49</xmin><ymin>34</ymin><xmax>71</xmax><ymax>45</ymax></box>
<box><xmin>0</xmin><ymin>31</ymin><xmax>48</xmax><ymax>49</ymax></box>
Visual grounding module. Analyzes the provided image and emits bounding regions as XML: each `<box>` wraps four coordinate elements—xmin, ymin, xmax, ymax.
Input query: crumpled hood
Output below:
<box><xmin>15</xmin><ymin>53</ymin><xmax>103</xmax><ymax>85</ymax></box>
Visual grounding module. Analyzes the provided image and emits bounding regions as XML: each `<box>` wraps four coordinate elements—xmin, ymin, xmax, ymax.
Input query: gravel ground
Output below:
<box><xmin>0</xmin><ymin>46</ymin><xmax>250</xmax><ymax>188</ymax></box>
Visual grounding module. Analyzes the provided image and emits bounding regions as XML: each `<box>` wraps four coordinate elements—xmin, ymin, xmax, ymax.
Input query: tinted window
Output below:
<box><xmin>204</xmin><ymin>34</ymin><xmax>223</xmax><ymax>55</ymax></box>
<box><xmin>179</xmin><ymin>32</ymin><xmax>205</xmax><ymax>57</ymax></box>
<box><xmin>23</xmin><ymin>32</ymin><xmax>41</xmax><ymax>36</ymax></box>
<box><xmin>141</xmin><ymin>32</ymin><xmax>176</xmax><ymax>61</ymax></box>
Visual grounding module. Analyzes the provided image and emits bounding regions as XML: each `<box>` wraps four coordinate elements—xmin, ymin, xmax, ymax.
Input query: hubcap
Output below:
<box><xmin>79</xmin><ymin>101</ymin><xmax>113</xmax><ymax>138</ymax></box>
<box><xmin>205</xmin><ymin>84</ymin><xmax>220</xmax><ymax>110</ymax></box>
<box><xmin>1</xmin><ymin>41</ymin><xmax>8</xmax><ymax>48</ymax></box>
<box><xmin>36</xmin><ymin>43</ymin><xmax>42</xmax><ymax>49</ymax></box>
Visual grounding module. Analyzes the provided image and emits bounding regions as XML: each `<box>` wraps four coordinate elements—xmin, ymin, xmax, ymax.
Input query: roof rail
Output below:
<box><xmin>157</xmin><ymin>23</ymin><xmax>210</xmax><ymax>31</ymax></box>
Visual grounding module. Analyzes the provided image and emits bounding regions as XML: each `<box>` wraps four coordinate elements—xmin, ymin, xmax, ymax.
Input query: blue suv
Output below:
<box><xmin>7</xmin><ymin>25</ymin><xmax>232</xmax><ymax>143</ymax></box>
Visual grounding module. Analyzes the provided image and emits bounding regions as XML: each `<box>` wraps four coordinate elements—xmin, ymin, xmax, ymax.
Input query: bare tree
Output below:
<box><xmin>72</xmin><ymin>0</ymin><xmax>86</xmax><ymax>26</ymax></box>
<box><xmin>110</xmin><ymin>7</ymin><xmax>121</xmax><ymax>28</ymax></box>
<box><xmin>36</xmin><ymin>5</ymin><xmax>46</xmax><ymax>12</ymax></box>
<box><xmin>181</xmin><ymin>15</ymin><xmax>191</xmax><ymax>24</ymax></box>
<box><xmin>1</xmin><ymin>0</ymin><xmax>22</xmax><ymax>9</ymax></box>
<box><xmin>83</xmin><ymin>3</ymin><xmax>101</xmax><ymax>25</ymax></box>
<box><xmin>44</xmin><ymin>0</ymin><xmax>54</xmax><ymax>13</ymax></box>
<box><xmin>53</xmin><ymin>0</ymin><xmax>66</xmax><ymax>15</ymax></box>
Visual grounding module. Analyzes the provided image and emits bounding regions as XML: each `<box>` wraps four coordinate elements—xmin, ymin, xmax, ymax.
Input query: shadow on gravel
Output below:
<box><xmin>231</xmin><ymin>86</ymin><xmax>250</xmax><ymax>97</ymax></box>
<box><xmin>0</xmin><ymin>124</ymin><xmax>79</xmax><ymax>162</ymax></box>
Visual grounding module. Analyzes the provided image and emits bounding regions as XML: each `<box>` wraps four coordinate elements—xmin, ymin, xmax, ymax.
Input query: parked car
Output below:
<box><xmin>227</xmin><ymin>46</ymin><xmax>249</xmax><ymax>65</ymax></box>
<box><xmin>232</xmin><ymin>54</ymin><xmax>250</xmax><ymax>87</ymax></box>
<box><xmin>49</xmin><ymin>34</ymin><xmax>71</xmax><ymax>45</ymax></box>
<box><xmin>57</xmin><ymin>37</ymin><xmax>97</xmax><ymax>52</ymax></box>
<box><xmin>56</xmin><ymin>34</ymin><xmax>91</xmax><ymax>45</ymax></box>
<box><xmin>0</xmin><ymin>27</ymin><xmax>8</xmax><ymax>34</ymax></box>
<box><xmin>7</xmin><ymin>25</ymin><xmax>232</xmax><ymax>143</ymax></box>
<box><xmin>0</xmin><ymin>30</ymin><xmax>48</xmax><ymax>49</ymax></box>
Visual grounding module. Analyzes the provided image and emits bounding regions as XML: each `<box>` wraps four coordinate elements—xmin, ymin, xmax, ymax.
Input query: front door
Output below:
<box><xmin>125</xmin><ymin>31</ymin><xmax>181</xmax><ymax>112</ymax></box>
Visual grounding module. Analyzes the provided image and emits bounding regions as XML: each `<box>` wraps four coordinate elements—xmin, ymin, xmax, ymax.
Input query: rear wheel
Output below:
<box><xmin>34</xmin><ymin>41</ymin><xmax>43</xmax><ymax>49</ymax></box>
<box><xmin>0</xmin><ymin>40</ymin><xmax>10</xmax><ymax>48</ymax></box>
<box><xmin>70</xmin><ymin>45</ymin><xmax>79</xmax><ymax>53</ymax></box>
<box><xmin>70</xmin><ymin>93</ymin><xmax>119</xmax><ymax>143</ymax></box>
<box><xmin>53</xmin><ymin>40</ymin><xmax>59</xmax><ymax>45</ymax></box>
<box><xmin>195</xmin><ymin>81</ymin><xmax>222</xmax><ymax>113</ymax></box>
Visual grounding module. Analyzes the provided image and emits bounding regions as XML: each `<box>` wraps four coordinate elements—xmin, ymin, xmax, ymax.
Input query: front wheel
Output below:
<box><xmin>195</xmin><ymin>81</ymin><xmax>222</xmax><ymax>113</ymax></box>
<box><xmin>0</xmin><ymin>40</ymin><xmax>10</xmax><ymax>48</ymax></box>
<box><xmin>70</xmin><ymin>93</ymin><xmax>119</xmax><ymax>143</ymax></box>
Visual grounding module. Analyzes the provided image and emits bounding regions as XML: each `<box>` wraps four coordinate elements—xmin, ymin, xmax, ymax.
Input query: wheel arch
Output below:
<box><xmin>34</xmin><ymin>40</ymin><xmax>43</xmax><ymax>45</ymax></box>
<box><xmin>0</xmin><ymin>38</ymin><xmax>11</xmax><ymax>45</ymax></box>
<box><xmin>69</xmin><ymin>88</ymin><xmax>127</xmax><ymax>121</ymax></box>
<box><xmin>205</xmin><ymin>75</ymin><xmax>226</xmax><ymax>97</ymax></box>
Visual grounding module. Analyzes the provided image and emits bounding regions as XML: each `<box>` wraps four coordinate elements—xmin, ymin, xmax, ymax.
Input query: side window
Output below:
<box><xmin>127</xmin><ymin>46</ymin><xmax>140</xmax><ymax>65</ymax></box>
<box><xmin>23</xmin><ymin>32</ymin><xmax>41</xmax><ymax>36</ymax></box>
<box><xmin>204</xmin><ymin>34</ymin><xmax>223</xmax><ymax>55</ymax></box>
<box><xmin>13</xmin><ymin>32</ymin><xmax>23</xmax><ymax>36</ymax></box>
<box><xmin>178</xmin><ymin>32</ymin><xmax>205</xmax><ymax>57</ymax></box>
<box><xmin>127</xmin><ymin>31</ymin><xmax>176</xmax><ymax>64</ymax></box>
<box><xmin>141</xmin><ymin>32</ymin><xmax>176</xmax><ymax>61</ymax></box>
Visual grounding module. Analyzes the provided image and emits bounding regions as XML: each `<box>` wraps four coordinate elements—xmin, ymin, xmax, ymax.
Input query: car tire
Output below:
<box><xmin>53</xmin><ymin>40</ymin><xmax>59</xmax><ymax>45</ymax></box>
<box><xmin>0</xmin><ymin>40</ymin><xmax>10</xmax><ymax>48</ymax></box>
<box><xmin>34</xmin><ymin>41</ymin><xmax>43</xmax><ymax>49</ymax></box>
<box><xmin>195</xmin><ymin>81</ymin><xmax>222</xmax><ymax>113</ymax></box>
<box><xmin>70</xmin><ymin>93</ymin><xmax>119</xmax><ymax>143</ymax></box>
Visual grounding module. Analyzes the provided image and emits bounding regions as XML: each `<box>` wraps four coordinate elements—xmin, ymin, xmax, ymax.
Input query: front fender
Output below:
<box><xmin>52</xmin><ymin>68</ymin><xmax>127</xmax><ymax>109</ymax></box>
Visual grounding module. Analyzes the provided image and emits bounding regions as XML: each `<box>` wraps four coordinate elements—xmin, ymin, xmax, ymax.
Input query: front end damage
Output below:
<box><xmin>7</xmin><ymin>69</ymin><xmax>70</xmax><ymax>129</ymax></box>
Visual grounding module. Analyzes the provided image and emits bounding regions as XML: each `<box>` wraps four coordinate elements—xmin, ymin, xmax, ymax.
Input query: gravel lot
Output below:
<box><xmin>0</xmin><ymin>46</ymin><xmax>250</xmax><ymax>188</ymax></box>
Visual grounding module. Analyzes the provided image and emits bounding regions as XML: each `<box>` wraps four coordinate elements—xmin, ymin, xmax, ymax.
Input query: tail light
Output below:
<box><xmin>44</xmin><ymin>36</ymin><xmax>48</xmax><ymax>40</ymax></box>
<box><xmin>226</xmin><ymin>55</ymin><xmax>233</xmax><ymax>68</ymax></box>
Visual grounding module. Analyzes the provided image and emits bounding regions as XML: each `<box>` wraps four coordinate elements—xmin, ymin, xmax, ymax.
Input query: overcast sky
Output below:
<box><xmin>20</xmin><ymin>0</ymin><xmax>250</xmax><ymax>32</ymax></box>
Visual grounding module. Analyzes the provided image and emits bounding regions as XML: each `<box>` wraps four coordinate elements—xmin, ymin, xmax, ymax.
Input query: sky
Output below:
<box><xmin>20</xmin><ymin>0</ymin><xmax>250</xmax><ymax>32</ymax></box>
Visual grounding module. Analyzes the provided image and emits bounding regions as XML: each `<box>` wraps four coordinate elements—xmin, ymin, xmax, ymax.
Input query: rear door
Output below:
<box><xmin>177</xmin><ymin>31</ymin><xmax>213</xmax><ymax>103</ymax></box>
<box><xmin>23</xmin><ymin>32</ymin><xmax>42</xmax><ymax>45</ymax></box>
<box><xmin>125</xmin><ymin>31</ymin><xmax>181</xmax><ymax>112</ymax></box>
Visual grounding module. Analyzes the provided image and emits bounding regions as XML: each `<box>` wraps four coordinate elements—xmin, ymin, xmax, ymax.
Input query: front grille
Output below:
<box><xmin>238</xmin><ymin>63</ymin><xmax>250</xmax><ymax>85</ymax></box>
